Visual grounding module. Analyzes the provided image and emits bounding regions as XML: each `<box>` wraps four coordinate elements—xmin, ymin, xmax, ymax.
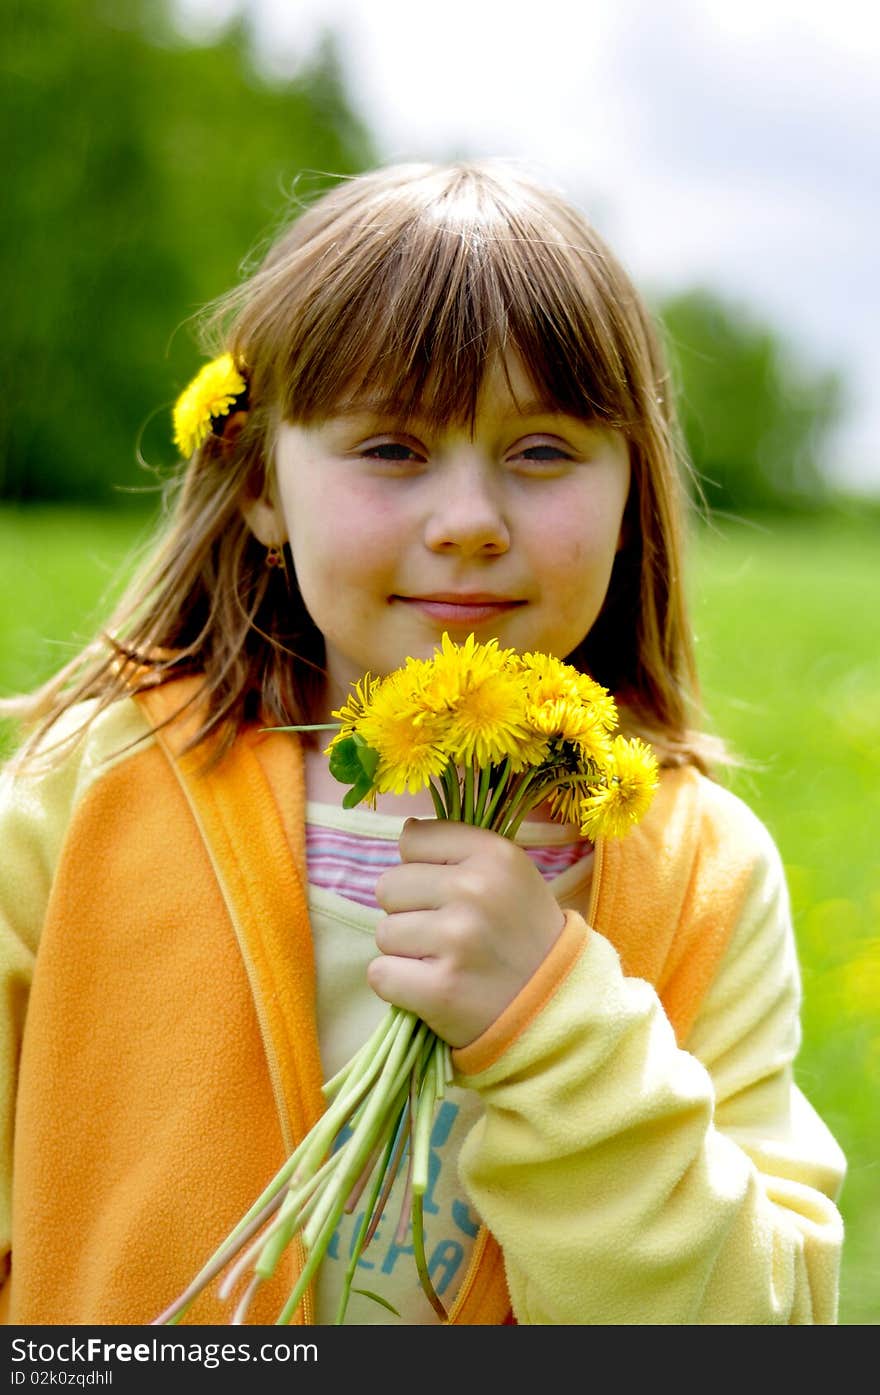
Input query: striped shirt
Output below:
<box><xmin>306</xmin><ymin>818</ymin><xmax>592</xmax><ymax>909</ymax></box>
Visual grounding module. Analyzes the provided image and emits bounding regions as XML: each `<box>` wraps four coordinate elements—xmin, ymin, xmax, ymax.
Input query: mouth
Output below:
<box><xmin>394</xmin><ymin>594</ymin><xmax>526</xmax><ymax>626</ymax></box>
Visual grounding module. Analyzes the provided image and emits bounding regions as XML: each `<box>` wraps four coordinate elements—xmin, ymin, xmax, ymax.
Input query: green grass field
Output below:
<box><xmin>1</xmin><ymin>503</ymin><xmax>878</xmax><ymax>1324</ymax></box>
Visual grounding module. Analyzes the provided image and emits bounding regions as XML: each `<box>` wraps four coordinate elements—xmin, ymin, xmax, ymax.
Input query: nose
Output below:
<box><xmin>423</xmin><ymin>453</ymin><xmax>510</xmax><ymax>557</ymax></box>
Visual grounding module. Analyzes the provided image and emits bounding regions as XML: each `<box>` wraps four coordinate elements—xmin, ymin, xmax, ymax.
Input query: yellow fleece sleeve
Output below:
<box><xmin>452</xmin><ymin>832</ymin><xmax>845</xmax><ymax>1325</ymax></box>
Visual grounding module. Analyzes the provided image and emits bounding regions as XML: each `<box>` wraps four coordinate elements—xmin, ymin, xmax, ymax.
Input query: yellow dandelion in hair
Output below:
<box><xmin>172</xmin><ymin>353</ymin><xmax>247</xmax><ymax>457</ymax></box>
<box><xmin>578</xmin><ymin>736</ymin><xmax>659</xmax><ymax>840</ymax></box>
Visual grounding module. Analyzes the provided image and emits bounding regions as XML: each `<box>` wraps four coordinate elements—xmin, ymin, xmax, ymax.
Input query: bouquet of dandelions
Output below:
<box><xmin>153</xmin><ymin>633</ymin><xmax>658</xmax><ymax>1327</ymax></box>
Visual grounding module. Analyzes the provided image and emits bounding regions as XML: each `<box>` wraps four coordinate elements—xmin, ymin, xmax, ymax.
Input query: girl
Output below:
<box><xmin>0</xmin><ymin>161</ymin><xmax>845</xmax><ymax>1325</ymax></box>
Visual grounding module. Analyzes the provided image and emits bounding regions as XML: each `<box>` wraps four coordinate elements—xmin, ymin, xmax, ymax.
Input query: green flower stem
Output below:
<box><xmin>493</xmin><ymin>768</ymin><xmax>542</xmax><ymax>836</ymax></box>
<box><xmin>428</xmin><ymin>778</ymin><xmax>448</xmax><ymax>820</ymax></box>
<box><xmin>291</xmin><ymin>1010</ymin><xmax>413</xmax><ymax>1189</ymax></box>
<box><xmin>480</xmin><ymin>759</ymin><xmax>514</xmax><ymax>828</ymax></box>
<box><xmin>361</xmin><ymin>1096</ymin><xmax>412</xmax><ymax>1250</ymax></box>
<box><xmin>323</xmin><ymin>1006</ymin><xmax>408</xmax><ymax>1111</ymax></box>
<box><xmin>244</xmin><ymin>1016</ymin><xmax>413</xmax><ymax>1294</ymax></box>
<box><xmin>253</xmin><ymin>1018</ymin><xmax>425</xmax><ymax>1300</ymax></box>
<box><xmin>273</xmin><ymin>1190</ymin><xmax>350</xmax><ymax>1326</ymax></box>
<box><xmin>411</xmin><ymin>1060</ymin><xmax>437</xmax><ymax>1196</ymax></box>
<box><xmin>321</xmin><ymin>1008</ymin><xmax>402</xmax><ymax>1101</ymax></box>
<box><xmin>297</xmin><ymin>1018</ymin><xmax>427</xmax><ymax>1256</ymax></box>
<box><xmin>463</xmin><ymin>761</ymin><xmax>475</xmax><ymax>823</ymax></box>
<box><xmin>343</xmin><ymin>1135</ymin><xmax>388</xmax><ymax>1215</ymax></box>
<box><xmin>474</xmin><ymin>762</ymin><xmax>493</xmax><ymax>824</ymax></box>
<box><xmin>263</xmin><ymin>723</ymin><xmax>342</xmax><ymax>733</ymax></box>
<box><xmin>335</xmin><ymin>1120</ymin><xmax>400</xmax><ymax>1324</ymax></box>
<box><xmin>395</xmin><ymin>1074</ymin><xmax>420</xmax><ymax>1247</ymax></box>
<box><xmin>335</xmin><ymin>1075</ymin><xmax>413</xmax><ymax>1323</ymax></box>
<box><xmin>442</xmin><ymin>761</ymin><xmax>461</xmax><ymax>821</ymax></box>
<box><xmin>151</xmin><ymin>1181</ymin><xmax>290</xmax><ymax>1325</ymax></box>
<box><xmin>218</xmin><ymin>1147</ymin><xmax>345</xmax><ymax>1301</ymax></box>
<box><xmin>151</xmin><ymin>1073</ymin><xmax>363</xmax><ymax>1326</ymax></box>
<box><xmin>256</xmin><ymin>1163</ymin><xmax>349</xmax><ymax>1307</ymax></box>
<box><xmin>434</xmin><ymin>1036</ymin><xmax>447</xmax><ymax>1100</ymax></box>
<box><xmin>411</xmin><ymin>1192</ymin><xmax>448</xmax><ymax>1322</ymax></box>
<box><xmin>338</xmin><ymin>1016</ymin><xmax>427</xmax><ymax>1142</ymax></box>
<box><xmin>445</xmin><ymin>1041</ymin><xmax>454</xmax><ymax>1085</ymax></box>
<box><xmin>501</xmin><ymin>771</ymin><xmax>573</xmax><ymax>840</ymax></box>
<box><xmin>271</xmin><ymin>1022</ymin><xmax>429</xmax><ymax>1327</ymax></box>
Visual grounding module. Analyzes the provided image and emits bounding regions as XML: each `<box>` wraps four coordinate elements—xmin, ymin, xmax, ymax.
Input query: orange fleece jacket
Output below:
<box><xmin>0</xmin><ymin>679</ymin><xmax>844</xmax><ymax>1323</ymax></box>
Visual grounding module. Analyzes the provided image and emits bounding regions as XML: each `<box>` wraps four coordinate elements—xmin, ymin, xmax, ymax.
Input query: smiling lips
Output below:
<box><xmin>396</xmin><ymin>594</ymin><xmax>525</xmax><ymax>625</ymax></box>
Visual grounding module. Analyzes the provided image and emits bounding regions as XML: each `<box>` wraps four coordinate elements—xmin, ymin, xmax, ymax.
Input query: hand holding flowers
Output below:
<box><xmin>372</xmin><ymin>819</ymin><xmax>565</xmax><ymax>1047</ymax></box>
<box><xmin>153</xmin><ymin>634</ymin><xmax>659</xmax><ymax>1327</ymax></box>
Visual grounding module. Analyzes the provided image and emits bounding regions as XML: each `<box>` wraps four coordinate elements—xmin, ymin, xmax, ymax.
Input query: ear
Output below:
<box><xmin>240</xmin><ymin>490</ymin><xmax>287</xmax><ymax>547</ymax></box>
<box><xmin>229</xmin><ymin>412</ymin><xmax>288</xmax><ymax>545</ymax></box>
<box><xmin>218</xmin><ymin>408</ymin><xmax>249</xmax><ymax>453</ymax></box>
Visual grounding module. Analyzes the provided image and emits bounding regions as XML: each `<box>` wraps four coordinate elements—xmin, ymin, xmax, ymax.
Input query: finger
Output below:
<box><xmin>399</xmin><ymin>817</ymin><xmax>504</xmax><ymax>865</ymax></box>
<box><xmin>374</xmin><ymin>910</ymin><xmax>438</xmax><ymax>958</ymax></box>
<box><xmin>367</xmin><ymin>951</ymin><xmax>446</xmax><ymax>1025</ymax></box>
<box><xmin>375</xmin><ymin>860</ymin><xmax>449</xmax><ymax>913</ymax></box>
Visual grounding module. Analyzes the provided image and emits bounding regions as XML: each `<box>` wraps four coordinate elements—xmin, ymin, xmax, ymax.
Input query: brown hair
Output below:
<box><xmin>5</xmin><ymin>160</ymin><xmax>724</xmax><ymax>772</ymax></box>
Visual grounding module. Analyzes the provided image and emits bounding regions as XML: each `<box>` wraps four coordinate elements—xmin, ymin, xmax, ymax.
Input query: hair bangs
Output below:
<box><xmin>245</xmin><ymin>169</ymin><xmax>644</xmax><ymax>434</ymax></box>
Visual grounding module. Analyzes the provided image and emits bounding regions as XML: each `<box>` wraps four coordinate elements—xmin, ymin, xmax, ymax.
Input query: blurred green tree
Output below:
<box><xmin>1</xmin><ymin>0</ymin><xmax>376</xmax><ymax>502</ymax></box>
<box><xmin>657</xmin><ymin>288</ymin><xmax>845</xmax><ymax>513</ymax></box>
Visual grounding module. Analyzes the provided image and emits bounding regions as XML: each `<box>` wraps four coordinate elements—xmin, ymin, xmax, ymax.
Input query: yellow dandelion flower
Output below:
<box><xmin>573</xmin><ymin>720</ymin><xmax>614</xmax><ymax>770</ymax></box>
<box><xmin>172</xmin><ymin>353</ymin><xmax>247</xmax><ymax>457</ymax></box>
<box><xmin>518</xmin><ymin>651</ymin><xmax>615</xmax><ymax>763</ymax></box>
<box><xmin>328</xmin><ymin>673</ymin><xmax>381</xmax><ymax>743</ymax></box>
<box><xmin>518</xmin><ymin>650</ymin><xmax>579</xmax><ymax>702</ymax></box>
<box><xmin>571</xmin><ymin>672</ymin><xmax>618</xmax><ymax>732</ymax></box>
<box><xmin>420</xmin><ymin>633</ymin><xmax>513</xmax><ymax>705</ymax></box>
<box><xmin>548</xmin><ymin>774</ymin><xmax>595</xmax><ymax>827</ymax></box>
<box><xmin>374</xmin><ymin>742</ymin><xmax>450</xmax><ymax>797</ymax></box>
<box><xmin>413</xmin><ymin>633</ymin><xmax>538</xmax><ymax>769</ymax></box>
<box><xmin>387</xmin><ymin>656</ymin><xmax>440</xmax><ymax>718</ymax></box>
<box><xmin>442</xmin><ymin>667</ymin><xmax>540</xmax><ymax>768</ymax></box>
<box><xmin>358</xmin><ymin>670</ymin><xmax>449</xmax><ymax>796</ymax></box>
<box><xmin>578</xmin><ymin>736</ymin><xmax>659</xmax><ymax>840</ymax></box>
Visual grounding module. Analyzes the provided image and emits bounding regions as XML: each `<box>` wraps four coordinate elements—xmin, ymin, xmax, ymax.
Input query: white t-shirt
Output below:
<box><xmin>306</xmin><ymin>799</ymin><xmax>593</xmax><ymax>1324</ymax></box>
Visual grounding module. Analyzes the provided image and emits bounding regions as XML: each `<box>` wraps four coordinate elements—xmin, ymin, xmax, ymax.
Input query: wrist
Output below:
<box><xmin>452</xmin><ymin>909</ymin><xmax>590</xmax><ymax>1073</ymax></box>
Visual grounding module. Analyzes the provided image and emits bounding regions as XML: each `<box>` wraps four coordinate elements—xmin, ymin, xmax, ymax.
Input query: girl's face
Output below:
<box><xmin>262</xmin><ymin>356</ymin><xmax>630</xmax><ymax>717</ymax></box>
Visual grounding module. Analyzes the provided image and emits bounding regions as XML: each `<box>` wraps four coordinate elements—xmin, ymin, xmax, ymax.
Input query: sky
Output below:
<box><xmin>176</xmin><ymin>0</ymin><xmax>880</xmax><ymax>493</ymax></box>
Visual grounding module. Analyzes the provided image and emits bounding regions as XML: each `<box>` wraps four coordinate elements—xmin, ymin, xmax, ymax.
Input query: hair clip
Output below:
<box><xmin>172</xmin><ymin>353</ymin><xmax>248</xmax><ymax>457</ymax></box>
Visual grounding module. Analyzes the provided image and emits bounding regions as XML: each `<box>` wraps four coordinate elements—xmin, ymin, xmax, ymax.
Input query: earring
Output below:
<box><xmin>266</xmin><ymin>544</ymin><xmax>286</xmax><ymax>571</ymax></box>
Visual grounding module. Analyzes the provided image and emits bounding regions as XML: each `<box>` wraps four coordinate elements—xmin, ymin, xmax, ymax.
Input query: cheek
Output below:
<box><xmin>543</xmin><ymin>513</ymin><xmax>620</xmax><ymax>579</ymax></box>
<box><xmin>286</xmin><ymin>482</ymin><xmax>398</xmax><ymax>585</ymax></box>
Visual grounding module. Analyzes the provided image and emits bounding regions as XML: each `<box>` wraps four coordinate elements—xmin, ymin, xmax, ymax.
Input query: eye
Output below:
<box><xmin>520</xmin><ymin>444</ymin><xmax>571</xmax><ymax>461</ymax></box>
<box><xmin>362</xmin><ymin>441</ymin><xmax>421</xmax><ymax>462</ymax></box>
<box><xmin>508</xmin><ymin>438</ymin><xmax>575</xmax><ymax>474</ymax></box>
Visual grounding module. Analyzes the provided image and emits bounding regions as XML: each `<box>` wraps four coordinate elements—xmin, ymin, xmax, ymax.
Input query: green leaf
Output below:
<box><xmin>351</xmin><ymin>1287</ymin><xmax>401</xmax><ymax>1317</ymax></box>
<box><xmin>342</xmin><ymin>775</ymin><xmax>374</xmax><ymax>809</ymax></box>
<box><xmin>329</xmin><ymin>735</ymin><xmax>380</xmax><ymax>793</ymax></box>
<box><xmin>353</xmin><ymin>734</ymin><xmax>380</xmax><ymax>780</ymax></box>
<box><xmin>328</xmin><ymin>735</ymin><xmax>363</xmax><ymax>784</ymax></box>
